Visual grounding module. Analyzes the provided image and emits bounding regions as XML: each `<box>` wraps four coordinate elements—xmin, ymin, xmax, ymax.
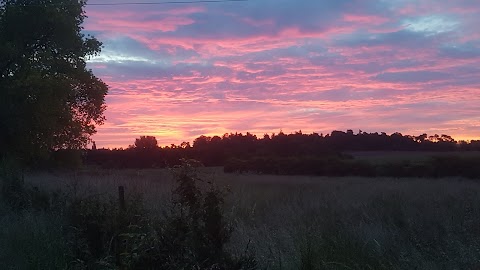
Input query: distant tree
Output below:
<box><xmin>193</xmin><ymin>135</ymin><xmax>210</xmax><ymax>148</ymax></box>
<box><xmin>440</xmin><ymin>134</ymin><xmax>455</xmax><ymax>143</ymax></box>
<box><xmin>0</xmin><ymin>0</ymin><xmax>108</xmax><ymax>162</ymax></box>
<box><xmin>83</xmin><ymin>130</ymin><xmax>479</xmax><ymax>169</ymax></box>
<box><xmin>428</xmin><ymin>134</ymin><xmax>441</xmax><ymax>143</ymax></box>
<box><xmin>415</xmin><ymin>134</ymin><xmax>428</xmax><ymax>143</ymax></box>
<box><xmin>180</xmin><ymin>141</ymin><xmax>191</xmax><ymax>149</ymax></box>
<box><xmin>134</xmin><ymin>136</ymin><xmax>158</xmax><ymax>150</ymax></box>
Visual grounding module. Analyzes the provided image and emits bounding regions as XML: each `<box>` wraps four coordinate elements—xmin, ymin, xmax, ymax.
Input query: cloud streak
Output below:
<box><xmin>84</xmin><ymin>0</ymin><xmax>480</xmax><ymax>147</ymax></box>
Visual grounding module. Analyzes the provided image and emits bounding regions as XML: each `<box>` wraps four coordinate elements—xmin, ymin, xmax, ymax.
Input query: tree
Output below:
<box><xmin>0</xmin><ymin>0</ymin><xmax>108</xmax><ymax>162</ymax></box>
<box><xmin>134</xmin><ymin>136</ymin><xmax>158</xmax><ymax>150</ymax></box>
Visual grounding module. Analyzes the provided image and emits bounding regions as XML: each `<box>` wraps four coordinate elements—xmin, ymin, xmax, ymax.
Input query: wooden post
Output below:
<box><xmin>118</xmin><ymin>186</ymin><xmax>126</xmax><ymax>212</ymax></box>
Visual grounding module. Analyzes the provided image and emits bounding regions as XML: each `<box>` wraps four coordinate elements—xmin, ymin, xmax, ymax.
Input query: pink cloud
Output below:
<box><xmin>83</xmin><ymin>1</ymin><xmax>480</xmax><ymax>147</ymax></box>
<box><xmin>86</xmin><ymin>16</ymin><xmax>195</xmax><ymax>33</ymax></box>
<box><xmin>343</xmin><ymin>14</ymin><xmax>389</xmax><ymax>25</ymax></box>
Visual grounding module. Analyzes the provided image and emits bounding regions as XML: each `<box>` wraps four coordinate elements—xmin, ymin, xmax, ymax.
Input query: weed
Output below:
<box><xmin>120</xmin><ymin>159</ymin><xmax>257</xmax><ymax>269</ymax></box>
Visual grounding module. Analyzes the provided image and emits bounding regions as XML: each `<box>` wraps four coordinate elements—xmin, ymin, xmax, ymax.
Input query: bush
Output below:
<box><xmin>64</xmin><ymin>192</ymin><xmax>145</xmax><ymax>269</ymax></box>
<box><xmin>121</xmin><ymin>159</ymin><xmax>257</xmax><ymax>269</ymax></box>
<box><xmin>63</xmin><ymin>159</ymin><xmax>257</xmax><ymax>269</ymax></box>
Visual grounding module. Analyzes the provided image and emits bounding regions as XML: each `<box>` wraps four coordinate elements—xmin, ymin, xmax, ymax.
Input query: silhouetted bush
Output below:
<box><xmin>120</xmin><ymin>159</ymin><xmax>257</xmax><ymax>269</ymax></box>
<box><xmin>65</xmin><ymin>192</ymin><xmax>146</xmax><ymax>269</ymax></box>
<box><xmin>62</xmin><ymin>159</ymin><xmax>257</xmax><ymax>269</ymax></box>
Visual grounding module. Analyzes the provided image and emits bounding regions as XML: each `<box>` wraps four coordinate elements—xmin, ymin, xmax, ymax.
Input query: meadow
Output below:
<box><xmin>1</xmin><ymin>166</ymin><xmax>480</xmax><ymax>269</ymax></box>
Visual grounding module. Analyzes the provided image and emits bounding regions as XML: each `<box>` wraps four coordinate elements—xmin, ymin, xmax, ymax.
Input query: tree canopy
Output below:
<box><xmin>0</xmin><ymin>0</ymin><xmax>108</xmax><ymax>162</ymax></box>
<box><xmin>134</xmin><ymin>136</ymin><xmax>158</xmax><ymax>150</ymax></box>
<box><xmin>84</xmin><ymin>130</ymin><xmax>480</xmax><ymax>170</ymax></box>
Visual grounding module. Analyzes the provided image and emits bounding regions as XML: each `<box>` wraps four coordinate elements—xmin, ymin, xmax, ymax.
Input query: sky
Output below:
<box><xmin>84</xmin><ymin>0</ymin><xmax>480</xmax><ymax>148</ymax></box>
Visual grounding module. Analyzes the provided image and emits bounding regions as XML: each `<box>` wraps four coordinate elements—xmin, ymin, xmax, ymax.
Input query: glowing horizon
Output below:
<box><xmin>84</xmin><ymin>0</ymin><xmax>480</xmax><ymax>148</ymax></box>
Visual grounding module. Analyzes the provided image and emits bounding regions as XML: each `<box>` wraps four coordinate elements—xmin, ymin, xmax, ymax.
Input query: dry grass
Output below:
<box><xmin>2</xmin><ymin>168</ymin><xmax>480</xmax><ymax>269</ymax></box>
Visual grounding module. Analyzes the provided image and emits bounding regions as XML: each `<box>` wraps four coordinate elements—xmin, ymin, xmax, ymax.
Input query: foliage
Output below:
<box><xmin>84</xmin><ymin>131</ymin><xmax>480</xmax><ymax>170</ymax></box>
<box><xmin>119</xmin><ymin>159</ymin><xmax>257</xmax><ymax>269</ymax></box>
<box><xmin>0</xmin><ymin>211</ymin><xmax>70</xmax><ymax>269</ymax></box>
<box><xmin>0</xmin><ymin>0</ymin><xmax>108</xmax><ymax>162</ymax></box>
<box><xmin>58</xmin><ymin>160</ymin><xmax>256</xmax><ymax>269</ymax></box>
<box><xmin>2</xmin><ymin>169</ymin><xmax>480</xmax><ymax>269</ymax></box>
<box><xmin>134</xmin><ymin>135</ymin><xmax>158</xmax><ymax>150</ymax></box>
<box><xmin>0</xmin><ymin>158</ymin><xmax>28</xmax><ymax>209</ymax></box>
<box><xmin>0</xmin><ymin>157</ymin><xmax>65</xmax><ymax>211</ymax></box>
<box><xmin>65</xmin><ymin>193</ymin><xmax>145</xmax><ymax>269</ymax></box>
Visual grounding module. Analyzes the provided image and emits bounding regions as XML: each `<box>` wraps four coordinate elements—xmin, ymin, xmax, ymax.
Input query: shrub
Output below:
<box><xmin>120</xmin><ymin>159</ymin><xmax>257</xmax><ymax>269</ymax></box>
<box><xmin>62</xmin><ymin>159</ymin><xmax>256</xmax><ymax>269</ymax></box>
<box><xmin>64</xmin><ymin>192</ymin><xmax>146</xmax><ymax>269</ymax></box>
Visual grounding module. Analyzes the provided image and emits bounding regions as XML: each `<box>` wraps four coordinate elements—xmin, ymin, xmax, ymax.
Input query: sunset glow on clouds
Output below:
<box><xmin>84</xmin><ymin>0</ymin><xmax>480</xmax><ymax>147</ymax></box>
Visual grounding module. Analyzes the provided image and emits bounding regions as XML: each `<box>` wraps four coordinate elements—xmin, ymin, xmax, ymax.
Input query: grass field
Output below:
<box><xmin>1</xmin><ymin>167</ymin><xmax>480</xmax><ymax>269</ymax></box>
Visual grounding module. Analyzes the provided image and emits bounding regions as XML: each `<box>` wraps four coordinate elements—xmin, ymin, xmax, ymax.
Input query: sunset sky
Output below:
<box><xmin>84</xmin><ymin>0</ymin><xmax>480</xmax><ymax>148</ymax></box>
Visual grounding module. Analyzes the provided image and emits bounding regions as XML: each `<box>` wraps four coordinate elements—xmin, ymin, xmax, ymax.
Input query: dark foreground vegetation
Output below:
<box><xmin>0</xmin><ymin>160</ymin><xmax>256</xmax><ymax>269</ymax></box>
<box><xmin>3</xmin><ymin>132</ymin><xmax>480</xmax><ymax>269</ymax></box>
<box><xmin>1</xmin><ymin>165</ymin><xmax>480</xmax><ymax>269</ymax></box>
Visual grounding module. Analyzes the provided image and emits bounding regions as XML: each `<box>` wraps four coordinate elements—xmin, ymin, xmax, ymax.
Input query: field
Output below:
<box><xmin>1</xmin><ymin>167</ymin><xmax>480</xmax><ymax>269</ymax></box>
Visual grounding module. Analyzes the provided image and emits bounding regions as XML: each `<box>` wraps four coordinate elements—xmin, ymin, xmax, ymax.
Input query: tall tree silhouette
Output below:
<box><xmin>0</xmin><ymin>0</ymin><xmax>108</xmax><ymax>162</ymax></box>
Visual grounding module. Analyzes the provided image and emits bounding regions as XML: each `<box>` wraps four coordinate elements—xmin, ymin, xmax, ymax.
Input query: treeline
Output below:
<box><xmin>80</xmin><ymin>130</ymin><xmax>480</xmax><ymax>169</ymax></box>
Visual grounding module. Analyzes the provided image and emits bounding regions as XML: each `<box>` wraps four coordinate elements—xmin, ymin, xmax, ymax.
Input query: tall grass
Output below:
<box><xmin>227</xmin><ymin>176</ymin><xmax>480</xmax><ymax>269</ymax></box>
<box><xmin>0</xmin><ymin>210</ymin><xmax>69</xmax><ymax>269</ymax></box>
<box><xmin>2</xmin><ymin>168</ymin><xmax>480</xmax><ymax>269</ymax></box>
